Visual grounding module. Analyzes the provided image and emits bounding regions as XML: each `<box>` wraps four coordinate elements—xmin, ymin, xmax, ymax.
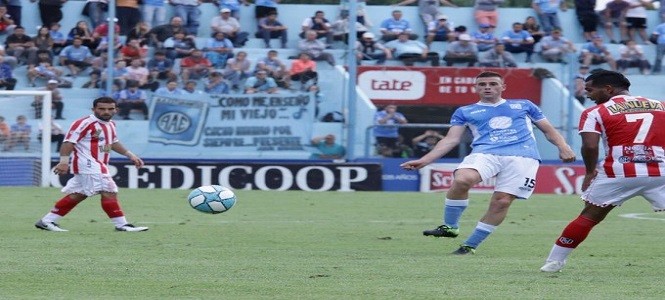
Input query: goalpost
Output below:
<box><xmin>0</xmin><ymin>91</ymin><xmax>53</xmax><ymax>187</ymax></box>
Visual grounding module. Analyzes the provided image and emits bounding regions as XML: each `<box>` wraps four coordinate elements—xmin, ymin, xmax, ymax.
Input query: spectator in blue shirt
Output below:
<box><xmin>59</xmin><ymin>37</ymin><xmax>93</xmax><ymax>77</ymax></box>
<box><xmin>256</xmin><ymin>11</ymin><xmax>288</xmax><ymax>48</ymax></box>
<box><xmin>155</xmin><ymin>80</ymin><xmax>185</xmax><ymax>96</ymax></box>
<box><xmin>204</xmin><ymin>31</ymin><xmax>234</xmax><ymax>69</ymax></box>
<box><xmin>5</xmin><ymin>115</ymin><xmax>30</xmax><ymax>152</ymax></box>
<box><xmin>501</xmin><ymin>22</ymin><xmax>535</xmax><ymax>62</ymax></box>
<box><xmin>244</xmin><ymin>70</ymin><xmax>278</xmax><ymax>94</ymax></box>
<box><xmin>147</xmin><ymin>51</ymin><xmax>177</xmax><ymax>82</ymax></box>
<box><xmin>118</xmin><ymin>80</ymin><xmax>149</xmax><ymax>120</ymax></box>
<box><xmin>373</xmin><ymin>104</ymin><xmax>408</xmax><ymax>155</ymax></box>
<box><xmin>0</xmin><ymin>55</ymin><xmax>16</xmax><ymax>90</ymax></box>
<box><xmin>380</xmin><ymin>10</ymin><xmax>418</xmax><ymax>42</ymax></box>
<box><xmin>531</xmin><ymin>0</ymin><xmax>567</xmax><ymax>35</ymax></box>
<box><xmin>579</xmin><ymin>35</ymin><xmax>617</xmax><ymax>70</ymax></box>
<box><xmin>309</xmin><ymin>134</ymin><xmax>346</xmax><ymax>159</ymax></box>
<box><xmin>204</xmin><ymin>71</ymin><xmax>230</xmax><ymax>94</ymax></box>
<box><xmin>471</xmin><ymin>23</ymin><xmax>498</xmax><ymax>51</ymax></box>
<box><xmin>49</xmin><ymin>23</ymin><xmax>67</xmax><ymax>55</ymax></box>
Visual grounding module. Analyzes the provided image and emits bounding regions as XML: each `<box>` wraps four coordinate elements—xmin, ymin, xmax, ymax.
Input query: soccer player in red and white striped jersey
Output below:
<box><xmin>35</xmin><ymin>97</ymin><xmax>148</xmax><ymax>232</ymax></box>
<box><xmin>541</xmin><ymin>70</ymin><xmax>665</xmax><ymax>272</ymax></box>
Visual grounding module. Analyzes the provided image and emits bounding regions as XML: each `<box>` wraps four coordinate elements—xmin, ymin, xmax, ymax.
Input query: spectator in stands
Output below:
<box><xmin>204</xmin><ymin>71</ymin><xmax>230</xmax><ymax>94</ymax></box>
<box><xmin>142</xmin><ymin>0</ymin><xmax>166</xmax><ymax>28</ymax></box>
<box><xmin>412</xmin><ymin>129</ymin><xmax>445</xmax><ymax>158</ymax></box>
<box><xmin>373</xmin><ymin>104</ymin><xmax>408</xmax><ymax>156</ymax></box>
<box><xmin>164</xmin><ymin>31</ymin><xmax>196</xmax><ymax>61</ymax></box>
<box><xmin>653</xmin><ymin>21</ymin><xmax>665</xmax><ymax>73</ymax></box>
<box><xmin>616</xmin><ymin>40</ymin><xmax>651</xmax><ymax>74</ymax></box>
<box><xmin>474</xmin><ymin>0</ymin><xmax>504</xmax><ymax>27</ymax></box>
<box><xmin>426</xmin><ymin>14</ymin><xmax>455</xmax><ymax>46</ymax></box>
<box><xmin>181</xmin><ymin>49</ymin><xmax>213</xmax><ymax>82</ymax></box>
<box><xmin>0</xmin><ymin>116</ymin><xmax>9</xmax><ymax>148</ymax></box>
<box><xmin>59</xmin><ymin>37</ymin><xmax>93</xmax><ymax>77</ymax></box>
<box><xmin>501</xmin><ymin>22</ymin><xmax>535</xmax><ymax>63</ymax></box>
<box><xmin>384</xmin><ymin>31</ymin><xmax>440</xmax><ymax>66</ymax></box>
<box><xmin>28</xmin><ymin>56</ymin><xmax>64</xmax><ymax>87</ymax></box>
<box><xmin>380</xmin><ymin>10</ymin><xmax>418</xmax><ymax>42</ymax></box>
<box><xmin>117</xmin><ymin>0</ymin><xmax>141</xmax><ymax>35</ymax></box>
<box><xmin>81</xmin><ymin>69</ymin><xmax>101</xmax><ymax>89</ymax></box>
<box><xmin>34</xmin><ymin>0</ymin><xmax>64</xmax><ymax>27</ymax></box>
<box><xmin>572</xmin><ymin>64</ymin><xmax>589</xmax><ymax>104</ymax></box>
<box><xmin>94</xmin><ymin>33</ymin><xmax>122</xmax><ymax>57</ymax></box>
<box><xmin>204</xmin><ymin>31</ymin><xmax>235</xmax><ymax>69</ymax></box>
<box><xmin>625</xmin><ymin>0</ymin><xmax>650</xmax><ymax>44</ymax></box>
<box><xmin>289</xmin><ymin>52</ymin><xmax>318</xmax><ymax>91</ymax></box>
<box><xmin>394</xmin><ymin>0</ymin><xmax>458</xmax><ymax>36</ymax></box>
<box><xmin>39</xmin><ymin>119</ymin><xmax>64</xmax><ymax>152</ymax></box>
<box><xmin>171</xmin><ymin>0</ymin><xmax>201</xmax><ymax>35</ymax></box>
<box><xmin>126</xmin><ymin>21</ymin><xmax>152</xmax><ymax>47</ymax></box>
<box><xmin>298</xmin><ymin>30</ymin><xmax>336</xmax><ymax>66</ymax></box>
<box><xmin>0</xmin><ymin>5</ymin><xmax>16</xmax><ymax>35</ymax></box>
<box><xmin>118</xmin><ymin>80</ymin><xmax>149</xmax><ymax>120</ymax></box>
<box><xmin>66</xmin><ymin>21</ymin><xmax>97</xmax><ymax>50</ymax></box>
<box><xmin>522</xmin><ymin>16</ymin><xmax>545</xmax><ymax>44</ymax></box>
<box><xmin>33</xmin><ymin>80</ymin><xmax>64</xmax><ymax>119</ymax></box>
<box><xmin>471</xmin><ymin>23</ymin><xmax>498</xmax><ymax>52</ymax></box>
<box><xmin>574</xmin><ymin>0</ymin><xmax>600</xmax><ymax>42</ymax></box>
<box><xmin>82</xmin><ymin>0</ymin><xmax>107</xmax><ymax>29</ymax></box>
<box><xmin>93</xmin><ymin>17</ymin><xmax>121</xmax><ymax>39</ymax></box>
<box><xmin>339</xmin><ymin>0</ymin><xmax>371</xmax><ymax>27</ymax></box>
<box><xmin>443</xmin><ymin>34</ymin><xmax>478</xmax><ymax>66</ymax></box>
<box><xmin>299</xmin><ymin>10</ymin><xmax>334</xmax><ymax>45</ymax></box>
<box><xmin>147</xmin><ymin>50</ymin><xmax>177</xmax><ymax>82</ymax></box>
<box><xmin>155</xmin><ymin>80</ymin><xmax>185</xmax><ymax>96</ymax></box>
<box><xmin>5</xmin><ymin>115</ymin><xmax>30</xmax><ymax>151</ymax></box>
<box><xmin>330</xmin><ymin>9</ymin><xmax>368</xmax><ymax>44</ymax></box>
<box><xmin>5</xmin><ymin>0</ymin><xmax>21</xmax><ymax>27</ymax></box>
<box><xmin>5</xmin><ymin>26</ymin><xmax>38</xmax><ymax>65</ymax></box>
<box><xmin>119</xmin><ymin>38</ymin><xmax>148</xmax><ymax>64</ymax></box>
<box><xmin>107</xmin><ymin>80</ymin><xmax>123</xmax><ymax>100</ymax></box>
<box><xmin>211</xmin><ymin>8</ymin><xmax>249</xmax><ymax>47</ymax></box>
<box><xmin>244</xmin><ymin>70</ymin><xmax>279</xmax><ymax>94</ymax></box>
<box><xmin>479</xmin><ymin>43</ymin><xmax>517</xmax><ymax>67</ymax></box>
<box><xmin>183</xmin><ymin>80</ymin><xmax>203</xmax><ymax>94</ymax></box>
<box><xmin>255</xmin><ymin>0</ymin><xmax>279</xmax><ymax>21</ymax></box>
<box><xmin>603</xmin><ymin>0</ymin><xmax>631</xmax><ymax>44</ymax></box>
<box><xmin>531</xmin><ymin>0</ymin><xmax>566</xmax><ymax>35</ymax></box>
<box><xmin>223</xmin><ymin>51</ymin><xmax>251</xmax><ymax>90</ymax></box>
<box><xmin>218</xmin><ymin>0</ymin><xmax>250</xmax><ymax>20</ymax></box>
<box><xmin>309</xmin><ymin>134</ymin><xmax>345</xmax><ymax>159</ymax></box>
<box><xmin>579</xmin><ymin>35</ymin><xmax>617</xmax><ymax>70</ymax></box>
<box><xmin>452</xmin><ymin>25</ymin><xmax>468</xmax><ymax>41</ymax></box>
<box><xmin>257</xmin><ymin>11</ymin><xmax>288</xmax><ymax>48</ymax></box>
<box><xmin>356</xmin><ymin>32</ymin><xmax>392</xmax><ymax>65</ymax></box>
<box><xmin>255</xmin><ymin>49</ymin><xmax>289</xmax><ymax>88</ymax></box>
<box><xmin>50</xmin><ymin>23</ymin><xmax>67</xmax><ymax>54</ymax></box>
<box><xmin>148</xmin><ymin>16</ymin><xmax>186</xmax><ymax>49</ymax></box>
<box><xmin>0</xmin><ymin>55</ymin><xmax>16</xmax><ymax>90</ymax></box>
<box><xmin>125</xmin><ymin>58</ymin><xmax>159</xmax><ymax>91</ymax></box>
<box><xmin>0</xmin><ymin>43</ymin><xmax>16</xmax><ymax>68</ymax></box>
<box><xmin>102</xmin><ymin>60</ymin><xmax>129</xmax><ymax>88</ymax></box>
<box><xmin>538</xmin><ymin>28</ymin><xmax>576</xmax><ymax>63</ymax></box>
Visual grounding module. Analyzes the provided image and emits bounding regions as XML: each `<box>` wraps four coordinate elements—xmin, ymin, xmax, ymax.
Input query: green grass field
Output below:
<box><xmin>1</xmin><ymin>187</ymin><xmax>663</xmax><ymax>299</ymax></box>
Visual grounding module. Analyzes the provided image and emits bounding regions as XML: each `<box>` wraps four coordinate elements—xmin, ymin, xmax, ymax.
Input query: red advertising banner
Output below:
<box><xmin>421</xmin><ymin>164</ymin><xmax>586</xmax><ymax>195</ymax></box>
<box><xmin>357</xmin><ymin>67</ymin><xmax>542</xmax><ymax>106</ymax></box>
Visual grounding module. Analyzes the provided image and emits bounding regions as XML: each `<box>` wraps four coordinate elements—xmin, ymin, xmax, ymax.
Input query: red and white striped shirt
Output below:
<box><xmin>64</xmin><ymin>114</ymin><xmax>119</xmax><ymax>174</ymax></box>
<box><xmin>579</xmin><ymin>95</ymin><xmax>665</xmax><ymax>178</ymax></box>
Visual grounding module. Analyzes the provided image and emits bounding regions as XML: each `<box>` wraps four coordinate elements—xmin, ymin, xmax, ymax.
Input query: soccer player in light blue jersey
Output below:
<box><xmin>401</xmin><ymin>71</ymin><xmax>576</xmax><ymax>255</ymax></box>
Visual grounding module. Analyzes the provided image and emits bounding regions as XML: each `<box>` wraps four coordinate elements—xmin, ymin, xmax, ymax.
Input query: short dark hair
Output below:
<box><xmin>93</xmin><ymin>97</ymin><xmax>117</xmax><ymax>108</ymax></box>
<box><xmin>585</xmin><ymin>69</ymin><xmax>631</xmax><ymax>90</ymax></box>
<box><xmin>476</xmin><ymin>71</ymin><xmax>503</xmax><ymax>80</ymax></box>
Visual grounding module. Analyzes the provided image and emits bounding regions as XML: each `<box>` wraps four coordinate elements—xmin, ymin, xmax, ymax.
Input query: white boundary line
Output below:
<box><xmin>618</xmin><ymin>213</ymin><xmax>665</xmax><ymax>221</ymax></box>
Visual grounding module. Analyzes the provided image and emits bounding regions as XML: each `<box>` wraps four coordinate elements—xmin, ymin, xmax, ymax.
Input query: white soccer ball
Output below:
<box><xmin>187</xmin><ymin>185</ymin><xmax>236</xmax><ymax>214</ymax></box>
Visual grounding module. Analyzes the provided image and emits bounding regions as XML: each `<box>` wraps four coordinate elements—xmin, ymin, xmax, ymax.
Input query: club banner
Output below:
<box><xmin>51</xmin><ymin>161</ymin><xmax>383</xmax><ymax>191</ymax></box>
<box><xmin>146</xmin><ymin>93</ymin><xmax>316</xmax><ymax>159</ymax></box>
<box><xmin>420</xmin><ymin>163</ymin><xmax>587</xmax><ymax>195</ymax></box>
<box><xmin>357</xmin><ymin>67</ymin><xmax>542</xmax><ymax>106</ymax></box>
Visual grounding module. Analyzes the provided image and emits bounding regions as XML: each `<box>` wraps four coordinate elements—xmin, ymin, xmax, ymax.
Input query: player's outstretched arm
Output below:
<box><xmin>400</xmin><ymin>125</ymin><xmax>465</xmax><ymax>170</ymax></box>
<box><xmin>534</xmin><ymin>119</ymin><xmax>576</xmax><ymax>163</ymax></box>
<box><xmin>112</xmin><ymin>142</ymin><xmax>144</xmax><ymax>168</ymax></box>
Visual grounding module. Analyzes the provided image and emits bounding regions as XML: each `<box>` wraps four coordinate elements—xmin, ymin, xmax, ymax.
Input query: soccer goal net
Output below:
<box><xmin>0</xmin><ymin>91</ymin><xmax>53</xmax><ymax>187</ymax></box>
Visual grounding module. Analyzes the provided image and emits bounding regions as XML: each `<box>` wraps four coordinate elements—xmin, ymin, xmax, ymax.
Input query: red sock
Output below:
<box><xmin>101</xmin><ymin>197</ymin><xmax>125</xmax><ymax>218</ymax></box>
<box><xmin>555</xmin><ymin>215</ymin><xmax>599</xmax><ymax>249</ymax></box>
<box><xmin>50</xmin><ymin>195</ymin><xmax>81</xmax><ymax>216</ymax></box>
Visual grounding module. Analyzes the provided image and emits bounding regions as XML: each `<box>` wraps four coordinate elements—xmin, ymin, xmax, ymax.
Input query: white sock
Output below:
<box><xmin>546</xmin><ymin>244</ymin><xmax>574</xmax><ymax>262</ymax></box>
<box><xmin>111</xmin><ymin>216</ymin><xmax>128</xmax><ymax>228</ymax></box>
<box><xmin>42</xmin><ymin>212</ymin><xmax>62</xmax><ymax>223</ymax></box>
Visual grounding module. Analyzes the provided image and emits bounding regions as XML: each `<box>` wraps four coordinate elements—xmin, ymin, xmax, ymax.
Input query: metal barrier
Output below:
<box><xmin>364</xmin><ymin>123</ymin><xmax>472</xmax><ymax>158</ymax></box>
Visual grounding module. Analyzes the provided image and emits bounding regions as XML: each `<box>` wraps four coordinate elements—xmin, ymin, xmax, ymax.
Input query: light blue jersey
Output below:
<box><xmin>450</xmin><ymin>99</ymin><xmax>544</xmax><ymax>160</ymax></box>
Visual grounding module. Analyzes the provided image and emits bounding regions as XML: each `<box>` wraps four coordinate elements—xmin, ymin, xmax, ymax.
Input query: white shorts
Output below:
<box><xmin>582</xmin><ymin>175</ymin><xmax>665</xmax><ymax>212</ymax></box>
<box><xmin>62</xmin><ymin>174</ymin><xmax>119</xmax><ymax>197</ymax></box>
<box><xmin>457</xmin><ymin>153</ymin><xmax>540</xmax><ymax>199</ymax></box>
